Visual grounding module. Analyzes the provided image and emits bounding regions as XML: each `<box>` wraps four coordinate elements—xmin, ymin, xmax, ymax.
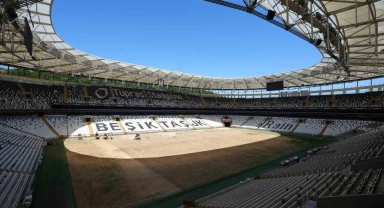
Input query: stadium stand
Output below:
<box><xmin>0</xmin><ymin>116</ymin><xmax>56</xmax><ymax>138</ymax></box>
<box><xmin>294</xmin><ymin>119</ymin><xmax>325</xmax><ymax>135</ymax></box>
<box><xmin>67</xmin><ymin>116</ymin><xmax>90</xmax><ymax>137</ymax></box>
<box><xmin>67</xmin><ymin>86</ymin><xmax>85</xmax><ymax>104</ymax></box>
<box><xmin>45</xmin><ymin>116</ymin><xmax>68</xmax><ymax>136</ymax></box>
<box><xmin>192</xmin><ymin>127</ymin><xmax>384</xmax><ymax>208</ymax></box>
<box><xmin>183</xmin><ymin>116</ymin><xmax>211</xmax><ymax>129</ymax></box>
<box><xmin>235</xmin><ymin>98</ymin><xmax>254</xmax><ymax>108</ymax></box>
<box><xmin>0</xmin><ymin>113</ymin><xmax>376</xmax><ymax>139</ymax></box>
<box><xmin>0</xmin><ymin>124</ymin><xmax>46</xmax><ymax>208</ymax></box>
<box><xmin>199</xmin><ymin>115</ymin><xmax>224</xmax><ymax>128</ymax></box>
<box><xmin>23</xmin><ymin>83</ymin><xmax>64</xmax><ymax>109</ymax></box>
<box><xmin>336</xmin><ymin>92</ymin><xmax>382</xmax><ymax>109</ymax></box>
<box><xmin>325</xmin><ymin>120</ymin><xmax>372</xmax><ymax>136</ymax></box>
<box><xmin>3</xmin><ymin>0</ymin><xmax>384</xmax><ymax>207</ymax></box>
<box><xmin>156</xmin><ymin>115</ymin><xmax>193</xmax><ymax>131</ymax></box>
<box><xmin>120</xmin><ymin>116</ymin><xmax>163</xmax><ymax>133</ymax></box>
<box><xmin>258</xmin><ymin>117</ymin><xmax>298</xmax><ymax>133</ymax></box>
<box><xmin>1</xmin><ymin>80</ymin><xmax>384</xmax><ymax>109</ymax></box>
<box><xmin>230</xmin><ymin>115</ymin><xmax>250</xmax><ymax>126</ymax></box>
<box><xmin>0</xmin><ymin>81</ymin><xmax>33</xmax><ymax>109</ymax></box>
<box><xmin>307</xmin><ymin>95</ymin><xmax>329</xmax><ymax>108</ymax></box>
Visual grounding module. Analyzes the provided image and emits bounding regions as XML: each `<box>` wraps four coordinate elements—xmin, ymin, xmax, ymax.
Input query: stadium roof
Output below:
<box><xmin>1</xmin><ymin>0</ymin><xmax>384</xmax><ymax>90</ymax></box>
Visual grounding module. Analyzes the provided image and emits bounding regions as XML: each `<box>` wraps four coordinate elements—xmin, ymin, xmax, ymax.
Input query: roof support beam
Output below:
<box><xmin>339</xmin><ymin>17</ymin><xmax>384</xmax><ymax>29</ymax></box>
<box><xmin>328</xmin><ymin>0</ymin><xmax>380</xmax><ymax>15</ymax></box>
<box><xmin>349</xmin><ymin>70</ymin><xmax>384</xmax><ymax>75</ymax></box>
<box><xmin>347</xmin><ymin>32</ymin><xmax>384</xmax><ymax>39</ymax></box>
<box><xmin>2</xmin><ymin>57</ymin><xmax>57</xmax><ymax>64</ymax></box>
<box><xmin>350</xmin><ymin>63</ymin><xmax>384</xmax><ymax>67</ymax></box>
<box><xmin>312</xmin><ymin>75</ymin><xmax>335</xmax><ymax>82</ymax></box>
<box><xmin>350</xmin><ymin>57</ymin><xmax>384</xmax><ymax>61</ymax></box>
<box><xmin>284</xmin><ymin>79</ymin><xmax>299</xmax><ymax>86</ymax></box>
<box><xmin>0</xmin><ymin>50</ymin><xmax>26</xmax><ymax>54</ymax></box>
<box><xmin>71</xmin><ymin>67</ymin><xmax>94</xmax><ymax>75</ymax></box>
<box><xmin>303</xmin><ymin>31</ymin><xmax>321</xmax><ymax>36</ymax></box>
<box><xmin>243</xmin><ymin>78</ymin><xmax>249</xmax><ymax>89</ymax></box>
<box><xmin>296</xmin><ymin>77</ymin><xmax>314</xmax><ymax>85</ymax></box>
<box><xmin>350</xmin><ymin>51</ymin><xmax>382</xmax><ymax>55</ymax></box>
<box><xmin>349</xmin><ymin>43</ymin><xmax>384</xmax><ymax>48</ymax></box>
<box><xmin>184</xmin><ymin>76</ymin><xmax>194</xmax><ymax>87</ymax></box>
<box><xmin>168</xmin><ymin>73</ymin><xmax>184</xmax><ymax>85</ymax></box>
<box><xmin>132</xmin><ymin>75</ymin><xmax>147</xmax><ymax>82</ymax></box>
<box><xmin>323</xmin><ymin>0</ymin><xmax>366</xmax><ymax>3</ymax></box>
<box><xmin>207</xmin><ymin>78</ymin><xmax>215</xmax><ymax>89</ymax></box>
<box><xmin>0</xmin><ymin>46</ymin><xmax>38</xmax><ymax>69</ymax></box>
<box><xmin>42</xmin><ymin>62</ymin><xmax>77</xmax><ymax>69</ymax></box>
<box><xmin>253</xmin><ymin>77</ymin><xmax>265</xmax><ymax>88</ymax></box>
<box><xmin>197</xmin><ymin>77</ymin><xmax>206</xmax><ymax>88</ymax></box>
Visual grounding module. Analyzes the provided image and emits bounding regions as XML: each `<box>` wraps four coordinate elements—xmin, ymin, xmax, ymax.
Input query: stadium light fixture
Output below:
<box><xmin>266</xmin><ymin>10</ymin><xmax>276</xmax><ymax>21</ymax></box>
<box><xmin>243</xmin><ymin>0</ymin><xmax>257</xmax><ymax>13</ymax></box>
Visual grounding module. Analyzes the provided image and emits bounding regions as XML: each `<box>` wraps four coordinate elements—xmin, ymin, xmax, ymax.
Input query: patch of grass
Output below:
<box><xmin>281</xmin><ymin>132</ymin><xmax>323</xmax><ymax>140</ymax></box>
<box><xmin>31</xmin><ymin>140</ymin><xmax>77</xmax><ymax>208</ymax></box>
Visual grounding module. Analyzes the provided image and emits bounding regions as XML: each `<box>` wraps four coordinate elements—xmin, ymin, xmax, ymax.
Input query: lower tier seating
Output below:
<box><xmin>0</xmin><ymin>125</ymin><xmax>46</xmax><ymax>208</ymax></box>
<box><xmin>194</xmin><ymin>127</ymin><xmax>384</xmax><ymax>208</ymax></box>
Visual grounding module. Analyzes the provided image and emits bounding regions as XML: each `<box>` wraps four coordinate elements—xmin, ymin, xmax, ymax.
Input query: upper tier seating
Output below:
<box><xmin>235</xmin><ymin>98</ymin><xmax>254</xmax><ymax>108</ymax></box>
<box><xmin>0</xmin><ymin>81</ymin><xmax>33</xmax><ymax>109</ymax></box>
<box><xmin>268</xmin><ymin>97</ymin><xmax>304</xmax><ymax>108</ymax></box>
<box><xmin>307</xmin><ymin>95</ymin><xmax>329</xmax><ymax>108</ymax></box>
<box><xmin>67</xmin><ymin>86</ymin><xmax>85</xmax><ymax>104</ymax></box>
<box><xmin>23</xmin><ymin>83</ymin><xmax>64</xmax><ymax>109</ymax></box>
<box><xmin>189</xmin><ymin>96</ymin><xmax>206</xmax><ymax>107</ymax></box>
<box><xmin>336</xmin><ymin>92</ymin><xmax>382</xmax><ymax>108</ymax></box>
<box><xmin>0</xmin><ymin>80</ymin><xmax>383</xmax><ymax>109</ymax></box>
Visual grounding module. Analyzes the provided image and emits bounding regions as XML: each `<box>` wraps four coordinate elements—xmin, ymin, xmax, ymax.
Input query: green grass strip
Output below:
<box><xmin>31</xmin><ymin>140</ymin><xmax>77</xmax><ymax>208</ymax></box>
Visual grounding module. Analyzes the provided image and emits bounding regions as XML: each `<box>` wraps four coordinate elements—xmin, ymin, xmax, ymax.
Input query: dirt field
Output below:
<box><xmin>64</xmin><ymin>128</ymin><xmax>311</xmax><ymax>208</ymax></box>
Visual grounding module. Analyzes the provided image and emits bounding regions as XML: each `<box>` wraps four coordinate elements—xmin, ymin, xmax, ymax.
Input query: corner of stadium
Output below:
<box><xmin>0</xmin><ymin>0</ymin><xmax>383</xmax><ymax>208</ymax></box>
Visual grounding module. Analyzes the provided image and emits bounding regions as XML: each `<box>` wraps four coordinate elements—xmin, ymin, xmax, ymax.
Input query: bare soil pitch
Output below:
<box><xmin>64</xmin><ymin>128</ymin><xmax>308</xmax><ymax>208</ymax></box>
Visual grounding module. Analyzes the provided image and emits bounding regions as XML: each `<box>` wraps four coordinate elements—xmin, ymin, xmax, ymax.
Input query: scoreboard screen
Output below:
<box><xmin>266</xmin><ymin>81</ymin><xmax>284</xmax><ymax>91</ymax></box>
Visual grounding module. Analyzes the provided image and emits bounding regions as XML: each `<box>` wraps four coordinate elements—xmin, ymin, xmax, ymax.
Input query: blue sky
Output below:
<box><xmin>52</xmin><ymin>0</ymin><xmax>321</xmax><ymax>78</ymax></box>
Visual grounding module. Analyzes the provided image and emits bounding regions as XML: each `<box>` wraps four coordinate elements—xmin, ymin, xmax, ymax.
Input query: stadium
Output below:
<box><xmin>0</xmin><ymin>0</ymin><xmax>383</xmax><ymax>208</ymax></box>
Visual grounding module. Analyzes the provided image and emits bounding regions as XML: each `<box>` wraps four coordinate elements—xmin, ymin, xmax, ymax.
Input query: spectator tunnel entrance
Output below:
<box><xmin>222</xmin><ymin>116</ymin><xmax>232</xmax><ymax>127</ymax></box>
